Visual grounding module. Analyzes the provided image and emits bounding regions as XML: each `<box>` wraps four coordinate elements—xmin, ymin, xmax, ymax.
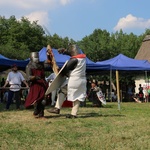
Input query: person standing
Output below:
<box><xmin>46</xmin><ymin>72</ymin><xmax>57</xmax><ymax>106</ymax></box>
<box><xmin>0</xmin><ymin>78</ymin><xmax>5</xmax><ymax>102</ymax></box>
<box><xmin>25</xmin><ymin>52</ymin><xmax>48</xmax><ymax>118</ymax></box>
<box><xmin>3</xmin><ymin>64</ymin><xmax>29</xmax><ymax>110</ymax></box>
<box><xmin>138</xmin><ymin>84</ymin><xmax>144</xmax><ymax>102</ymax></box>
<box><xmin>48</xmin><ymin>44</ymin><xmax>87</xmax><ymax>118</ymax></box>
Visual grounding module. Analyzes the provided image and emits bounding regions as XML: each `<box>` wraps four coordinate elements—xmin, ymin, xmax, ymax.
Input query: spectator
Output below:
<box><xmin>46</xmin><ymin>72</ymin><xmax>57</xmax><ymax>106</ymax></box>
<box><xmin>127</xmin><ymin>84</ymin><xmax>134</xmax><ymax>101</ymax></box>
<box><xmin>138</xmin><ymin>84</ymin><xmax>144</xmax><ymax>102</ymax></box>
<box><xmin>87</xmin><ymin>82</ymin><xmax>102</xmax><ymax>107</ymax></box>
<box><xmin>3</xmin><ymin>64</ymin><xmax>29</xmax><ymax>110</ymax></box>
<box><xmin>0</xmin><ymin>78</ymin><xmax>5</xmax><ymax>102</ymax></box>
<box><xmin>3</xmin><ymin>90</ymin><xmax>8</xmax><ymax>103</ymax></box>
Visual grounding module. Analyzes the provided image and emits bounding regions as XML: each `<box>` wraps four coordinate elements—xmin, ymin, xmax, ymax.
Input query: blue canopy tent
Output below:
<box><xmin>96</xmin><ymin>54</ymin><xmax>150</xmax><ymax>71</ymax></box>
<box><xmin>96</xmin><ymin>54</ymin><xmax>150</xmax><ymax>110</ymax></box>
<box><xmin>0</xmin><ymin>54</ymin><xmax>29</xmax><ymax>71</ymax></box>
<box><xmin>0</xmin><ymin>48</ymin><xmax>107</xmax><ymax>72</ymax></box>
<box><xmin>39</xmin><ymin>47</ymin><xmax>107</xmax><ymax>71</ymax></box>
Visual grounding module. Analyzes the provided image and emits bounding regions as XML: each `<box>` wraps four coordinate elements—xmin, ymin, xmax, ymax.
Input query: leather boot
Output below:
<box><xmin>66</xmin><ymin>114</ymin><xmax>77</xmax><ymax>118</ymax></box>
<box><xmin>47</xmin><ymin>108</ymin><xmax>60</xmax><ymax>114</ymax></box>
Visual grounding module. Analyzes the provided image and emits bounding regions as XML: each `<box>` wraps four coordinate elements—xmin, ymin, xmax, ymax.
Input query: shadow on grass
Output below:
<box><xmin>79</xmin><ymin>113</ymin><xmax>126</xmax><ymax>118</ymax></box>
<box><xmin>44</xmin><ymin>112</ymin><xmax>125</xmax><ymax>119</ymax></box>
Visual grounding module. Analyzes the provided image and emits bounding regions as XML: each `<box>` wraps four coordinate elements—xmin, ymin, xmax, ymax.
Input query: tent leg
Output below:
<box><xmin>116</xmin><ymin>70</ymin><xmax>121</xmax><ymax>110</ymax></box>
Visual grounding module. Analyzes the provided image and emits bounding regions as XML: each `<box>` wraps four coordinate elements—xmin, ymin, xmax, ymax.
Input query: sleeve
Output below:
<box><xmin>19</xmin><ymin>72</ymin><xmax>25</xmax><ymax>81</ymax></box>
<box><xmin>26</xmin><ymin>62</ymin><xmax>34</xmax><ymax>81</ymax></box>
<box><xmin>6</xmin><ymin>73</ymin><xmax>11</xmax><ymax>82</ymax></box>
<box><xmin>62</xmin><ymin>58</ymin><xmax>78</xmax><ymax>75</ymax></box>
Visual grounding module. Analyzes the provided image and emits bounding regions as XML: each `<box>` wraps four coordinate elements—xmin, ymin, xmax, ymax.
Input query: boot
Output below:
<box><xmin>47</xmin><ymin>108</ymin><xmax>60</xmax><ymax>114</ymax></box>
<box><xmin>38</xmin><ymin>110</ymin><xmax>44</xmax><ymax>118</ymax></box>
<box><xmin>66</xmin><ymin>114</ymin><xmax>77</xmax><ymax>118</ymax></box>
<box><xmin>33</xmin><ymin>103</ymin><xmax>39</xmax><ymax>116</ymax></box>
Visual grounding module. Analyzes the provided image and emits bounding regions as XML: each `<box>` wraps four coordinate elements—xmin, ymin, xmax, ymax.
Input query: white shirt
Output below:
<box><xmin>6</xmin><ymin>71</ymin><xmax>25</xmax><ymax>91</ymax></box>
<box><xmin>46</xmin><ymin>73</ymin><xmax>56</xmax><ymax>86</ymax></box>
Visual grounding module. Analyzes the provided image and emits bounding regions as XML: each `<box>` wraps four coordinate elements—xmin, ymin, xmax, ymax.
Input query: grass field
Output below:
<box><xmin>0</xmin><ymin>102</ymin><xmax>150</xmax><ymax>150</ymax></box>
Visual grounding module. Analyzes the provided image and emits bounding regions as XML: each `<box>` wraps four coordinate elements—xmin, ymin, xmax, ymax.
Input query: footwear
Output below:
<box><xmin>33</xmin><ymin>111</ymin><xmax>39</xmax><ymax>116</ymax></box>
<box><xmin>66</xmin><ymin>114</ymin><xmax>77</xmax><ymax>119</ymax></box>
<box><xmin>34</xmin><ymin>115</ymin><xmax>47</xmax><ymax>119</ymax></box>
<box><xmin>47</xmin><ymin>108</ymin><xmax>60</xmax><ymax>114</ymax></box>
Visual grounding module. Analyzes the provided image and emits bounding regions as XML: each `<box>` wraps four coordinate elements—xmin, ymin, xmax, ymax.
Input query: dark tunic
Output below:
<box><xmin>25</xmin><ymin>66</ymin><xmax>47</xmax><ymax>108</ymax></box>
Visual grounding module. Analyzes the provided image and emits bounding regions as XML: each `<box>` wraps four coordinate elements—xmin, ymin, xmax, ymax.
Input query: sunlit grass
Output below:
<box><xmin>0</xmin><ymin>102</ymin><xmax>150</xmax><ymax>150</ymax></box>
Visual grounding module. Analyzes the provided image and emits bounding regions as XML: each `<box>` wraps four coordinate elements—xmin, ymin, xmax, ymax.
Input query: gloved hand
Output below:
<box><xmin>58</xmin><ymin>48</ymin><xmax>66</xmax><ymax>54</ymax></box>
<box><xmin>35</xmin><ymin>76</ymin><xmax>41</xmax><ymax>80</ymax></box>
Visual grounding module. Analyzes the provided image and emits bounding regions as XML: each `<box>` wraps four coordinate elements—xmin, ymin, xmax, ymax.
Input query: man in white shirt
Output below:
<box><xmin>3</xmin><ymin>64</ymin><xmax>29</xmax><ymax>110</ymax></box>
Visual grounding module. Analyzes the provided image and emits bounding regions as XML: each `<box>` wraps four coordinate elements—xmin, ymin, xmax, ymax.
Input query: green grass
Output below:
<box><xmin>0</xmin><ymin>102</ymin><xmax>150</xmax><ymax>150</ymax></box>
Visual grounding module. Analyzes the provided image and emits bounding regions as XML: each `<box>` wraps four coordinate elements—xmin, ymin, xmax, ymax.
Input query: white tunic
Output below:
<box><xmin>67</xmin><ymin>58</ymin><xmax>86</xmax><ymax>102</ymax></box>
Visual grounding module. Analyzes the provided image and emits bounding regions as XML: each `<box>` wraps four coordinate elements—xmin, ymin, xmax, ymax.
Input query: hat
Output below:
<box><xmin>12</xmin><ymin>64</ymin><xmax>18</xmax><ymax>68</ymax></box>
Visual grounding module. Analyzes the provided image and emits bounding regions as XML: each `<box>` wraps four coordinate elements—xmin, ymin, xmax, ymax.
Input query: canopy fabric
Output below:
<box><xmin>2</xmin><ymin>51</ymin><xmax>150</xmax><ymax>72</ymax></box>
<box><xmin>0</xmin><ymin>48</ymin><xmax>104</xmax><ymax>72</ymax></box>
<box><xmin>39</xmin><ymin>47</ymin><xmax>105</xmax><ymax>71</ymax></box>
<box><xmin>0</xmin><ymin>54</ymin><xmax>29</xmax><ymax>71</ymax></box>
<box><xmin>39</xmin><ymin>47</ymin><xmax>70</xmax><ymax>67</ymax></box>
<box><xmin>96</xmin><ymin>54</ymin><xmax>150</xmax><ymax>71</ymax></box>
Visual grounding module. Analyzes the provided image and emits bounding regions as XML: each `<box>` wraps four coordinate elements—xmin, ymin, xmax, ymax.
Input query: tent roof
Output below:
<box><xmin>0</xmin><ymin>54</ymin><xmax>29</xmax><ymax>71</ymax></box>
<box><xmin>96</xmin><ymin>54</ymin><xmax>150</xmax><ymax>70</ymax></box>
<box><xmin>39</xmin><ymin>47</ymin><xmax>107</xmax><ymax>71</ymax></box>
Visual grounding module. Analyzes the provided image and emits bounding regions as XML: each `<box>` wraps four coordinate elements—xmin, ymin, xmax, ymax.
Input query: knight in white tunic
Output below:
<box><xmin>47</xmin><ymin>44</ymin><xmax>86</xmax><ymax>118</ymax></box>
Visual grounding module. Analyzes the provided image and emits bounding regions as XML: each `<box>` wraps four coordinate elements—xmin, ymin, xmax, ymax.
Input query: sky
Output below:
<box><xmin>0</xmin><ymin>0</ymin><xmax>150</xmax><ymax>41</ymax></box>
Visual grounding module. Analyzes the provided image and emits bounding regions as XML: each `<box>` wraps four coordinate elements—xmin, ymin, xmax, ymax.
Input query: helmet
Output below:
<box><xmin>66</xmin><ymin>44</ymin><xmax>81</xmax><ymax>56</ymax></box>
<box><xmin>30</xmin><ymin>52</ymin><xmax>39</xmax><ymax>63</ymax></box>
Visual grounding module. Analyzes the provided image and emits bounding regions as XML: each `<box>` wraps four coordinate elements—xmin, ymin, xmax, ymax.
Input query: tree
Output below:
<box><xmin>0</xmin><ymin>16</ymin><xmax>47</xmax><ymax>59</ymax></box>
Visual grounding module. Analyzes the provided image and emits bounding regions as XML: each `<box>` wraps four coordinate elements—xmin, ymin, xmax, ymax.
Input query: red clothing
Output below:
<box><xmin>25</xmin><ymin>68</ymin><xmax>47</xmax><ymax>108</ymax></box>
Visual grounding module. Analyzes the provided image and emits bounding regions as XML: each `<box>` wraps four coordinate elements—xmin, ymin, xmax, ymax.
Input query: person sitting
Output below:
<box><xmin>87</xmin><ymin>82</ymin><xmax>102</xmax><ymax>107</ymax></box>
<box><xmin>132</xmin><ymin>93</ymin><xmax>142</xmax><ymax>103</ymax></box>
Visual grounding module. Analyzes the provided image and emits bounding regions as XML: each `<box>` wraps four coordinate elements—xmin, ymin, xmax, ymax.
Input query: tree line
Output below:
<box><xmin>0</xmin><ymin>15</ymin><xmax>150</xmax><ymax>62</ymax></box>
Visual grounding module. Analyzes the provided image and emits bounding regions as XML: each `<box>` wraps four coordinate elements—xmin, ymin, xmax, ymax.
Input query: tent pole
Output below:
<box><xmin>116</xmin><ymin>70</ymin><xmax>121</xmax><ymax>110</ymax></box>
<box><xmin>110</xmin><ymin>70</ymin><xmax>112</xmax><ymax>102</ymax></box>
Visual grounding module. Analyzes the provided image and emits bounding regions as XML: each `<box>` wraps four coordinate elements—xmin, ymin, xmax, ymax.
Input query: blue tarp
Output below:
<box><xmin>96</xmin><ymin>54</ymin><xmax>150</xmax><ymax>71</ymax></box>
<box><xmin>1</xmin><ymin>51</ymin><xmax>150</xmax><ymax>72</ymax></box>
<box><xmin>0</xmin><ymin>54</ymin><xmax>29</xmax><ymax>70</ymax></box>
<box><xmin>0</xmin><ymin>48</ymin><xmax>103</xmax><ymax>71</ymax></box>
<box><xmin>39</xmin><ymin>47</ymin><xmax>105</xmax><ymax>71</ymax></box>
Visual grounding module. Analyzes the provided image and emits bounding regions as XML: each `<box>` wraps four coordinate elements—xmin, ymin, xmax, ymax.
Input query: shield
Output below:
<box><xmin>96</xmin><ymin>90</ymin><xmax>107</xmax><ymax>105</ymax></box>
<box><xmin>45</xmin><ymin>61</ymin><xmax>68</xmax><ymax>95</ymax></box>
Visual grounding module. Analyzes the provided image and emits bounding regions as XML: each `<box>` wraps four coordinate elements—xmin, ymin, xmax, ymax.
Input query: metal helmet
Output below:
<box><xmin>66</xmin><ymin>44</ymin><xmax>81</xmax><ymax>56</ymax></box>
<box><xmin>30</xmin><ymin>52</ymin><xmax>39</xmax><ymax>63</ymax></box>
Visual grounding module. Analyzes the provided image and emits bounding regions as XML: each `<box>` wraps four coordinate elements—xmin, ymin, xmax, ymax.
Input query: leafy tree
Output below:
<box><xmin>0</xmin><ymin>16</ymin><xmax>47</xmax><ymax>59</ymax></box>
<box><xmin>45</xmin><ymin>34</ymin><xmax>76</xmax><ymax>49</ymax></box>
<box><xmin>0</xmin><ymin>15</ymin><xmax>149</xmax><ymax>62</ymax></box>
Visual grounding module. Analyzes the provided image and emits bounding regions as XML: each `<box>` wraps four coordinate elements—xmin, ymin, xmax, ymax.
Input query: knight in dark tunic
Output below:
<box><xmin>25</xmin><ymin>52</ymin><xmax>48</xmax><ymax>118</ymax></box>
